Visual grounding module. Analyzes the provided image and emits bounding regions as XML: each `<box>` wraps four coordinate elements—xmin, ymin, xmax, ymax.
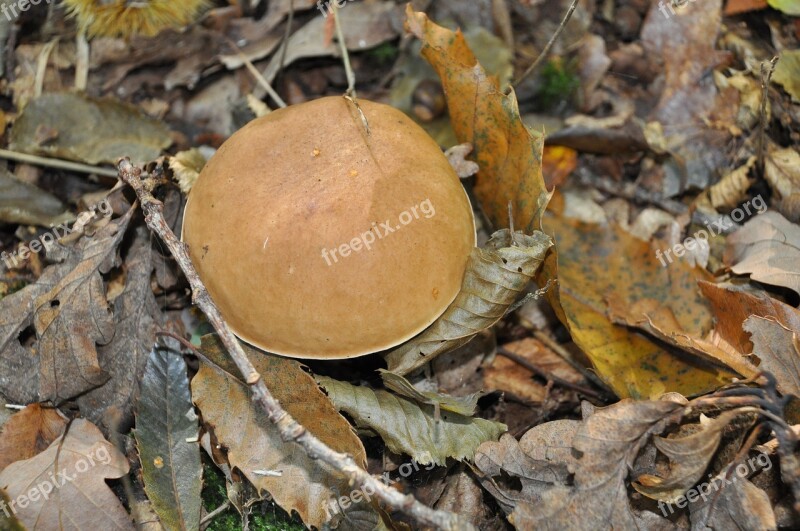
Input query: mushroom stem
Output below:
<box><xmin>117</xmin><ymin>158</ymin><xmax>474</xmax><ymax>531</ymax></box>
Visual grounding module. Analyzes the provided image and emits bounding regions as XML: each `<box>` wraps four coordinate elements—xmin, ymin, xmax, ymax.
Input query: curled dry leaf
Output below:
<box><xmin>379</xmin><ymin>369</ymin><xmax>480</xmax><ymax>416</ymax></box>
<box><xmin>0</xmin><ymin>404</ymin><xmax>67</xmax><ymax>471</ymax></box>
<box><xmin>689</xmin><ymin>476</ymin><xmax>777</xmax><ymax>530</ymax></box>
<box><xmin>724</xmin><ymin>211</ymin><xmax>800</xmax><ymax>296</ymax></box>
<box><xmin>0</xmin><ymin>208</ymin><xmax>134</xmax><ymax>404</ymax></box>
<box><xmin>633</xmin><ymin>410</ymin><xmax>741</xmax><ymax>502</ymax></box>
<box><xmin>384</xmin><ymin>229</ymin><xmax>553</xmax><ymax>376</ymax></box>
<box><xmin>406</xmin><ymin>7</ymin><xmax>552</xmax><ymax>232</ymax></box>
<box><xmin>477</xmin><ymin>400</ymin><xmax>682</xmax><ymax>530</ymax></box>
<box><xmin>764</xmin><ymin>147</ymin><xmax>800</xmax><ymax>223</ymax></box>
<box><xmin>9</xmin><ymin>93</ymin><xmax>172</xmax><ymax>165</ymax></box>
<box><xmin>134</xmin><ymin>346</ymin><xmax>201</xmax><ymax>531</ymax></box>
<box><xmin>316</xmin><ymin>376</ymin><xmax>506</xmax><ymax>467</ymax></box>
<box><xmin>191</xmin><ymin>336</ymin><xmax>373</xmax><ymax>529</ymax></box>
<box><xmin>0</xmin><ymin>419</ymin><xmax>131</xmax><ymax>530</ymax></box>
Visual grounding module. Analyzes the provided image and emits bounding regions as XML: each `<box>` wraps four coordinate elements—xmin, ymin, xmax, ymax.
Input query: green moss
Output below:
<box><xmin>366</xmin><ymin>41</ymin><xmax>398</xmax><ymax>65</ymax></box>
<box><xmin>536</xmin><ymin>58</ymin><xmax>580</xmax><ymax>109</ymax></box>
<box><xmin>202</xmin><ymin>459</ymin><xmax>304</xmax><ymax>531</ymax></box>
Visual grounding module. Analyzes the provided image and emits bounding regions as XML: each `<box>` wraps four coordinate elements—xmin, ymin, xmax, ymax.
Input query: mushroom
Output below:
<box><xmin>181</xmin><ymin>96</ymin><xmax>476</xmax><ymax>359</ymax></box>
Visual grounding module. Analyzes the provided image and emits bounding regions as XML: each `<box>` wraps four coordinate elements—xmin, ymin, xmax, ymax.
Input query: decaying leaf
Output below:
<box><xmin>773</xmin><ymin>49</ymin><xmax>800</xmax><ymax>101</ymax></box>
<box><xmin>633</xmin><ymin>410</ymin><xmax>740</xmax><ymax>502</ymax></box>
<box><xmin>744</xmin><ymin>316</ymin><xmax>800</xmax><ymax>407</ymax></box>
<box><xmin>477</xmin><ymin>400</ymin><xmax>682</xmax><ymax>529</ymax></box>
<box><xmin>191</xmin><ymin>336</ymin><xmax>372</xmax><ymax>529</ymax></box>
<box><xmin>764</xmin><ymin>147</ymin><xmax>800</xmax><ymax>223</ymax></box>
<box><xmin>10</xmin><ymin>93</ymin><xmax>172</xmax><ymax>165</ymax></box>
<box><xmin>689</xmin><ymin>476</ymin><xmax>777</xmax><ymax>530</ymax></box>
<box><xmin>0</xmin><ymin>419</ymin><xmax>132</xmax><ymax>530</ymax></box>
<box><xmin>379</xmin><ymin>369</ymin><xmax>480</xmax><ymax>416</ymax></box>
<box><xmin>135</xmin><ymin>347</ymin><xmax>201</xmax><ymax>531</ymax></box>
<box><xmin>0</xmin><ymin>404</ymin><xmax>67</xmax><ymax>471</ymax></box>
<box><xmin>384</xmin><ymin>229</ymin><xmax>552</xmax><ymax>376</ymax></box>
<box><xmin>76</xmin><ymin>225</ymin><xmax>163</xmax><ymax>431</ymax></box>
<box><xmin>724</xmin><ymin>210</ymin><xmax>800</xmax><ymax>295</ymax></box>
<box><xmin>0</xmin><ymin>168</ymin><xmax>70</xmax><ymax>227</ymax></box>
<box><xmin>541</xmin><ymin>214</ymin><xmax>733</xmax><ymax>399</ymax></box>
<box><xmin>406</xmin><ymin>7</ymin><xmax>552</xmax><ymax>231</ymax></box>
<box><xmin>316</xmin><ymin>376</ymin><xmax>506</xmax><ymax>466</ymax></box>
<box><xmin>0</xmin><ymin>208</ymin><xmax>134</xmax><ymax>403</ymax></box>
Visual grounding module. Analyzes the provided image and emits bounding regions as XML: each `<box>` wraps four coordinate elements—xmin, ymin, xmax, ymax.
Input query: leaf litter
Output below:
<box><xmin>0</xmin><ymin>1</ymin><xmax>799</xmax><ymax>530</ymax></box>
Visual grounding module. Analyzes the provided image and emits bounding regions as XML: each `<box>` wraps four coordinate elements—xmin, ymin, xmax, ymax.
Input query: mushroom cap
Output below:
<box><xmin>181</xmin><ymin>96</ymin><xmax>476</xmax><ymax>359</ymax></box>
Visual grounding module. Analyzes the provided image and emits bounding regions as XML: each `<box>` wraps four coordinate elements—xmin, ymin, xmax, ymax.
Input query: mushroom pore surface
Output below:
<box><xmin>182</xmin><ymin>96</ymin><xmax>476</xmax><ymax>358</ymax></box>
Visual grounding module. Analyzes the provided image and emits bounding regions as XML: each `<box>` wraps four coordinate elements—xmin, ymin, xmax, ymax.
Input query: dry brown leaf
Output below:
<box><xmin>191</xmin><ymin>336</ymin><xmax>372</xmax><ymax>529</ymax></box>
<box><xmin>689</xmin><ymin>476</ymin><xmax>776</xmax><ymax>530</ymax></box>
<box><xmin>541</xmin><ymin>214</ymin><xmax>734</xmax><ymax>399</ymax></box>
<box><xmin>633</xmin><ymin>410</ymin><xmax>740</xmax><ymax>502</ymax></box>
<box><xmin>385</xmin><ymin>229</ymin><xmax>552</xmax><ymax>376</ymax></box>
<box><xmin>723</xmin><ymin>211</ymin><xmax>800</xmax><ymax>295</ymax></box>
<box><xmin>0</xmin><ymin>419</ymin><xmax>131</xmax><ymax>530</ymax></box>
<box><xmin>483</xmin><ymin>338</ymin><xmax>586</xmax><ymax>404</ymax></box>
<box><xmin>764</xmin><ymin>147</ymin><xmax>800</xmax><ymax>222</ymax></box>
<box><xmin>0</xmin><ymin>404</ymin><xmax>67</xmax><ymax>472</ymax></box>
<box><xmin>0</xmin><ymin>208</ymin><xmax>134</xmax><ymax>404</ymax></box>
<box><xmin>406</xmin><ymin>7</ymin><xmax>552</xmax><ymax>232</ymax></box>
<box><xmin>744</xmin><ymin>316</ymin><xmax>800</xmax><ymax>408</ymax></box>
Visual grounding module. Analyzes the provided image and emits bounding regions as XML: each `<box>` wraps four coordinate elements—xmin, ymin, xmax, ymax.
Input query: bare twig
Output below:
<box><xmin>497</xmin><ymin>345</ymin><xmax>605</xmax><ymax>400</ymax></box>
<box><xmin>331</xmin><ymin>2</ymin><xmax>356</xmax><ymax>97</ymax></box>
<box><xmin>225</xmin><ymin>37</ymin><xmax>287</xmax><ymax>109</ymax></box>
<box><xmin>0</xmin><ymin>148</ymin><xmax>118</xmax><ymax>177</ymax></box>
<box><xmin>117</xmin><ymin>159</ymin><xmax>473</xmax><ymax>531</ymax></box>
<box><xmin>514</xmin><ymin>0</ymin><xmax>579</xmax><ymax>87</ymax></box>
<box><xmin>757</xmin><ymin>56</ymin><xmax>779</xmax><ymax>177</ymax></box>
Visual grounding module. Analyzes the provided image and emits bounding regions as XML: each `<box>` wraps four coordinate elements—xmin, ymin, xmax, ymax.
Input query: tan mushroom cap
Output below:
<box><xmin>181</xmin><ymin>96</ymin><xmax>476</xmax><ymax>359</ymax></box>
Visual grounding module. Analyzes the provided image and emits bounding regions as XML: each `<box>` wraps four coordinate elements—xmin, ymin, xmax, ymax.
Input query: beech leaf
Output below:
<box><xmin>378</xmin><ymin>369</ymin><xmax>480</xmax><ymax>416</ymax></box>
<box><xmin>316</xmin><ymin>375</ymin><xmax>506</xmax><ymax>466</ymax></box>
<box><xmin>384</xmin><ymin>229</ymin><xmax>552</xmax><ymax>375</ymax></box>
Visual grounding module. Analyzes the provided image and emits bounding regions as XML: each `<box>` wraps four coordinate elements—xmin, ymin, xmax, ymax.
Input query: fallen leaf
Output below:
<box><xmin>0</xmin><ymin>419</ymin><xmax>132</xmax><ymax>530</ymax></box>
<box><xmin>744</xmin><ymin>316</ymin><xmax>800</xmax><ymax>408</ymax></box>
<box><xmin>135</xmin><ymin>346</ymin><xmax>201</xmax><ymax>531</ymax></box>
<box><xmin>633</xmin><ymin>410</ymin><xmax>740</xmax><ymax>502</ymax></box>
<box><xmin>76</xmin><ymin>225</ymin><xmax>163</xmax><ymax>431</ymax></box>
<box><xmin>541</xmin><ymin>215</ymin><xmax>733</xmax><ymax>399</ymax></box>
<box><xmin>764</xmin><ymin>147</ymin><xmax>800</xmax><ymax>222</ymax></box>
<box><xmin>10</xmin><ymin>93</ymin><xmax>172</xmax><ymax>165</ymax></box>
<box><xmin>768</xmin><ymin>0</ymin><xmax>800</xmax><ymax>15</ymax></box>
<box><xmin>0</xmin><ymin>404</ymin><xmax>67</xmax><ymax>472</ymax></box>
<box><xmin>723</xmin><ymin>211</ymin><xmax>800</xmax><ymax>295</ymax></box>
<box><xmin>407</xmin><ymin>7</ymin><xmax>552</xmax><ymax>231</ymax></box>
<box><xmin>689</xmin><ymin>476</ymin><xmax>777</xmax><ymax>530</ymax></box>
<box><xmin>773</xmin><ymin>49</ymin><xmax>800</xmax><ymax>102</ymax></box>
<box><xmin>384</xmin><ymin>229</ymin><xmax>552</xmax><ymax>376</ymax></box>
<box><xmin>379</xmin><ymin>370</ymin><xmax>480</xmax><ymax>416</ymax></box>
<box><xmin>0</xmin><ymin>208</ymin><xmax>134</xmax><ymax>403</ymax></box>
<box><xmin>0</xmin><ymin>168</ymin><xmax>70</xmax><ymax>227</ymax></box>
<box><xmin>191</xmin><ymin>336</ymin><xmax>371</xmax><ymax>529</ymax></box>
<box><xmin>316</xmin><ymin>376</ymin><xmax>506</xmax><ymax>466</ymax></box>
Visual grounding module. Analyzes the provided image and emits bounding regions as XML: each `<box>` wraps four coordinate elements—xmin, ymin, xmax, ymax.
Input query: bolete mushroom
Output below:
<box><xmin>182</xmin><ymin>96</ymin><xmax>476</xmax><ymax>359</ymax></box>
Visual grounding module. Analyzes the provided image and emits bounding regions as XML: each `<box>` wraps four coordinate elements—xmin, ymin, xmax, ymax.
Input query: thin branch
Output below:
<box><xmin>331</xmin><ymin>2</ymin><xmax>356</xmax><ymax>97</ymax></box>
<box><xmin>117</xmin><ymin>159</ymin><xmax>473</xmax><ymax>531</ymax></box>
<box><xmin>497</xmin><ymin>346</ymin><xmax>604</xmax><ymax>400</ymax></box>
<box><xmin>514</xmin><ymin>0</ymin><xmax>579</xmax><ymax>87</ymax></box>
<box><xmin>0</xmin><ymin>148</ymin><xmax>118</xmax><ymax>177</ymax></box>
<box><xmin>757</xmin><ymin>56</ymin><xmax>779</xmax><ymax>177</ymax></box>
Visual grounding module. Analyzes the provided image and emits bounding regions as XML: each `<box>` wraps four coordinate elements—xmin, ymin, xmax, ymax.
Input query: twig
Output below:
<box><xmin>226</xmin><ymin>37</ymin><xmax>287</xmax><ymax>109</ymax></box>
<box><xmin>331</xmin><ymin>2</ymin><xmax>356</xmax><ymax>97</ymax></box>
<box><xmin>117</xmin><ymin>159</ymin><xmax>473</xmax><ymax>531</ymax></box>
<box><xmin>0</xmin><ymin>148</ymin><xmax>118</xmax><ymax>177</ymax></box>
<box><xmin>514</xmin><ymin>0</ymin><xmax>579</xmax><ymax>87</ymax></box>
<box><xmin>533</xmin><ymin>330</ymin><xmax>616</xmax><ymax>398</ymax></box>
<box><xmin>200</xmin><ymin>500</ymin><xmax>231</xmax><ymax>527</ymax></box>
<box><xmin>497</xmin><ymin>346</ymin><xmax>604</xmax><ymax>400</ymax></box>
<box><xmin>757</xmin><ymin>56</ymin><xmax>779</xmax><ymax>177</ymax></box>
